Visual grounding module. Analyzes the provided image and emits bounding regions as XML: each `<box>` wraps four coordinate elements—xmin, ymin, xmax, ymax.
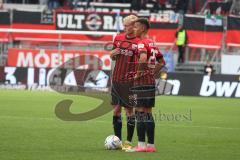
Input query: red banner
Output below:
<box><xmin>0</xmin><ymin>25</ymin><xmax>10</xmax><ymax>42</ymax></box>
<box><xmin>7</xmin><ymin>48</ymin><xmax>111</xmax><ymax>70</ymax></box>
<box><xmin>0</xmin><ymin>10</ymin><xmax>178</xmax><ymax>45</ymax></box>
<box><xmin>226</xmin><ymin>30</ymin><xmax>240</xmax><ymax>47</ymax></box>
<box><xmin>184</xmin><ymin>15</ymin><xmax>224</xmax><ymax>49</ymax></box>
<box><xmin>226</xmin><ymin>16</ymin><xmax>240</xmax><ymax>47</ymax></box>
<box><xmin>187</xmin><ymin>30</ymin><xmax>223</xmax><ymax>49</ymax></box>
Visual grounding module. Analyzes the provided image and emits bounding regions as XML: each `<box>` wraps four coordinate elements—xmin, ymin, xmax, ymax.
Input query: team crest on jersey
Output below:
<box><xmin>117</xmin><ymin>42</ymin><xmax>121</xmax><ymax>47</ymax></box>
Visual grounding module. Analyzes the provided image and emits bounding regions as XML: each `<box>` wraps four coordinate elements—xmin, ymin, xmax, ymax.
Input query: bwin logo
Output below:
<box><xmin>200</xmin><ymin>76</ymin><xmax>240</xmax><ymax>97</ymax></box>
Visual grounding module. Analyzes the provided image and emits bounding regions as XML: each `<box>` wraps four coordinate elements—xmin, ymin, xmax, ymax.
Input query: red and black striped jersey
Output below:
<box><xmin>112</xmin><ymin>33</ymin><xmax>140</xmax><ymax>82</ymax></box>
<box><xmin>134</xmin><ymin>38</ymin><xmax>165</xmax><ymax>86</ymax></box>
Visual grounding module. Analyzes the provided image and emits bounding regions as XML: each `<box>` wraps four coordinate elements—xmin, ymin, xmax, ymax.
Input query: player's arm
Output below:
<box><xmin>110</xmin><ymin>48</ymin><xmax>120</xmax><ymax>60</ymax></box>
<box><xmin>109</xmin><ymin>36</ymin><xmax>121</xmax><ymax>60</ymax></box>
<box><xmin>134</xmin><ymin>42</ymin><xmax>148</xmax><ymax>79</ymax></box>
<box><xmin>135</xmin><ymin>51</ymin><xmax>148</xmax><ymax>79</ymax></box>
<box><xmin>154</xmin><ymin>52</ymin><xmax>167</xmax><ymax>79</ymax></box>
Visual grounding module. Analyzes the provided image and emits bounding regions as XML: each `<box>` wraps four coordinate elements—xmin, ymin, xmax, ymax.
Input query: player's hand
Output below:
<box><xmin>133</xmin><ymin>74</ymin><xmax>139</xmax><ymax>80</ymax></box>
<box><xmin>154</xmin><ymin>65</ymin><xmax>168</xmax><ymax>79</ymax></box>
<box><xmin>125</xmin><ymin>72</ymin><xmax>141</xmax><ymax>81</ymax></box>
<box><xmin>134</xmin><ymin>71</ymin><xmax>144</xmax><ymax>80</ymax></box>
<box><xmin>110</xmin><ymin>48</ymin><xmax>120</xmax><ymax>60</ymax></box>
<box><xmin>154</xmin><ymin>63</ymin><xmax>161</xmax><ymax>78</ymax></box>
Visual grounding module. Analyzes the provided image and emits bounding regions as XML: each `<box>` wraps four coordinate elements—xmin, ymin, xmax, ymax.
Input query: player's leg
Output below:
<box><xmin>121</xmin><ymin>106</ymin><xmax>135</xmax><ymax>151</ymax></box>
<box><xmin>135</xmin><ymin>107</ymin><xmax>147</xmax><ymax>150</ymax></box>
<box><xmin>129</xmin><ymin>86</ymin><xmax>148</xmax><ymax>152</ymax></box>
<box><xmin>130</xmin><ymin>85</ymin><xmax>156</xmax><ymax>152</ymax></box>
<box><xmin>144</xmin><ymin>107</ymin><xmax>156</xmax><ymax>152</ymax></box>
<box><xmin>111</xmin><ymin>82</ymin><xmax>122</xmax><ymax>140</ymax></box>
<box><xmin>143</xmin><ymin>85</ymin><xmax>156</xmax><ymax>152</ymax></box>
<box><xmin>112</xmin><ymin>105</ymin><xmax>122</xmax><ymax>140</ymax></box>
<box><xmin>121</xmin><ymin>82</ymin><xmax>136</xmax><ymax>150</ymax></box>
<box><xmin>126</xmin><ymin>85</ymin><xmax>155</xmax><ymax>152</ymax></box>
<box><xmin>126</xmin><ymin>106</ymin><xmax>147</xmax><ymax>152</ymax></box>
<box><xmin>125</xmin><ymin>107</ymin><xmax>135</xmax><ymax>143</ymax></box>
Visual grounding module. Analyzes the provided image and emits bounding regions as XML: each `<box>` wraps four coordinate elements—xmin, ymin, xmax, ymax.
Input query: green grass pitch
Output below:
<box><xmin>0</xmin><ymin>90</ymin><xmax>240</xmax><ymax>160</ymax></box>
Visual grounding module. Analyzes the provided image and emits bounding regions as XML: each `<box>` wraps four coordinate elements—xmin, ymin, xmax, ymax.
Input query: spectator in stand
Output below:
<box><xmin>131</xmin><ymin>0</ymin><xmax>148</xmax><ymax>11</ymax></box>
<box><xmin>159</xmin><ymin>0</ymin><xmax>166</xmax><ymax>9</ymax></box>
<box><xmin>70</xmin><ymin>0</ymin><xmax>93</xmax><ymax>10</ymax></box>
<box><xmin>232</xmin><ymin>0</ymin><xmax>240</xmax><ymax>15</ymax></box>
<box><xmin>151</xmin><ymin>0</ymin><xmax>168</xmax><ymax>11</ymax></box>
<box><xmin>175</xmin><ymin>0</ymin><xmax>189</xmax><ymax>14</ymax></box>
<box><xmin>209</xmin><ymin>0</ymin><xmax>233</xmax><ymax>15</ymax></box>
<box><xmin>150</xmin><ymin>0</ymin><xmax>160</xmax><ymax>12</ymax></box>
<box><xmin>204</xmin><ymin>61</ymin><xmax>214</xmax><ymax>76</ymax></box>
<box><xmin>104</xmin><ymin>0</ymin><xmax>132</xmax><ymax>2</ymax></box>
<box><xmin>168</xmin><ymin>0</ymin><xmax>175</xmax><ymax>6</ymax></box>
<box><xmin>175</xmin><ymin>25</ymin><xmax>187</xmax><ymax>63</ymax></box>
<box><xmin>164</xmin><ymin>0</ymin><xmax>175</xmax><ymax>9</ymax></box>
<box><xmin>48</xmin><ymin>0</ymin><xmax>61</xmax><ymax>10</ymax></box>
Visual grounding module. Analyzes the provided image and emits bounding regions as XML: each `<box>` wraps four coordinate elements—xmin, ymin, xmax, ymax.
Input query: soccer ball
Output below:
<box><xmin>104</xmin><ymin>135</ymin><xmax>122</xmax><ymax>150</ymax></box>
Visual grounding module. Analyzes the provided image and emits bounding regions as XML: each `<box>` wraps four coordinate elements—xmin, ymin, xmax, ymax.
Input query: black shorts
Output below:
<box><xmin>111</xmin><ymin>82</ymin><xmax>133</xmax><ymax>107</ymax></box>
<box><xmin>131</xmin><ymin>85</ymin><xmax>155</xmax><ymax>108</ymax></box>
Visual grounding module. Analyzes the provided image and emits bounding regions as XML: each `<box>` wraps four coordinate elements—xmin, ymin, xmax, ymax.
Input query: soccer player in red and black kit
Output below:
<box><xmin>110</xmin><ymin>15</ymin><xmax>140</xmax><ymax>150</ymax></box>
<box><xmin>127</xmin><ymin>18</ymin><xmax>165</xmax><ymax>152</ymax></box>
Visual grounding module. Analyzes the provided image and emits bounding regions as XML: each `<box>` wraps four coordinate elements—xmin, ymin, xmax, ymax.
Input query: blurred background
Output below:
<box><xmin>0</xmin><ymin>0</ymin><xmax>239</xmax><ymax>98</ymax></box>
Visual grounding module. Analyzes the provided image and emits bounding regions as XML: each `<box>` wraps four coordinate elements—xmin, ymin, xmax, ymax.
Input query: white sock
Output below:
<box><xmin>147</xmin><ymin>143</ymin><xmax>155</xmax><ymax>148</ymax></box>
<box><xmin>138</xmin><ymin>142</ymin><xmax>145</xmax><ymax>148</ymax></box>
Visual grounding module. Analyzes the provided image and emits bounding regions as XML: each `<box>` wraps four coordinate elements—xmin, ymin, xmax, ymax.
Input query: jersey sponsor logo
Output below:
<box><xmin>119</xmin><ymin>49</ymin><xmax>134</xmax><ymax>56</ymax></box>
<box><xmin>138</xmin><ymin>44</ymin><xmax>144</xmax><ymax>49</ymax></box>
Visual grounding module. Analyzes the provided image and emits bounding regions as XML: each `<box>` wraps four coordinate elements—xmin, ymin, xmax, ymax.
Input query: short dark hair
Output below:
<box><xmin>136</xmin><ymin>18</ymin><xmax>150</xmax><ymax>30</ymax></box>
